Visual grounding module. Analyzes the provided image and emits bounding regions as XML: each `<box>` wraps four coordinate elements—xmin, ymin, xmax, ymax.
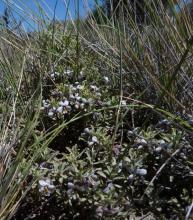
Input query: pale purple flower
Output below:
<box><xmin>57</xmin><ymin>106</ymin><xmax>63</xmax><ymax>113</ymax></box>
<box><xmin>92</xmin><ymin>136</ymin><xmax>98</xmax><ymax>143</ymax></box>
<box><xmin>59</xmin><ymin>100</ymin><xmax>69</xmax><ymax>107</ymax></box>
<box><xmin>48</xmin><ymin>111</ymin><xmax>54</xmax><ymax>117</ymax></box>
<box><xmin>136</xmin><ymin>168</ymin><xmax>147</xmax><ymax>176</ymax></box>
<box><xmin>39</xmin><ymin>179</ymin><xmax>55</xmax><ymax>196</ymax></box>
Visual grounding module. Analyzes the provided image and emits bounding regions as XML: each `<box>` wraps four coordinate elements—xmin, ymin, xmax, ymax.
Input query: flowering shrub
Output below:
<box><xmin>3</xmin><ymin>2</ymin><xmax>193</xmax><ymax>219</ymax></box>
<box><xmin>14</xmin><ymin>114</ymin><xmax>193</xmax><ymax>219</ymax></box>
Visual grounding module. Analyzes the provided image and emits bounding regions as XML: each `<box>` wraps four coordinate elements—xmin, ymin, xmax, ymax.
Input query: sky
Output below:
<box><xmin>0</xmin><ymin>0</ymin><xmax>100</xmax><ymax>30</ymax></box>
<box><xmin>0</xmin><ymin>0</ymin><xmax>191</xmax><ymax>31</ymax></box>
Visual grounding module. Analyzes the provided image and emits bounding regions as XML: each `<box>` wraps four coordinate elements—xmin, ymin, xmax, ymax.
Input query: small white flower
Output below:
<box><xmin>88</xmin><ymin>141</ymin><xmax>94</xmax><ymax>146</ymax></box>
<box><xmin>90</xmin><ymin>85</ymin><xmax>96</xmax><ymax>90</ymax></box>
<box><xmin>103</xmin><ymin>76</ymin><xmax>109</xmax><ymax>83</ymax></box>
<box><xmin>47</xmin><ymin>183</ymin><xmax>55</xmax><ymax>190</ymax></box>
<box><xmin>59</xmin><ymin>100</ymin><xmax>69</xmax><ymax>107</ymax></box>
<box><xmin>39</xmin><ymin>162</ymin><xmax>53</xmax><ymax>170</ymax></box>
<box><xmin>57</xmin><ymin>106</ymin><xmax>63</xmax><ymax>113</ymax></box>
<box><xmin>188</xmin><ymin>119</ymin><xmax>193</xmax><ymax>125</ymax></box>
<box><xmin>140</xmin><ymin>139</ymin><xmax>147</xmax><ymax>145</ymax></box>
<box><xmin>127</xmin><ymin>130</ymin><xmax>134</xmax><ymax>137</ymax></box>
<box><xmin>135</xmin><ymin>138</ymin><xmax>146</xmax><ymax>145</ymax></box>
<box><xmin>92</xmin><ymin>136</ymin><xmax>98</xmax><ymax>143</ymax></box>
<box><xmin>59</xmin><ymin>101</ymin><xmax>64</xmax><ymax>106</ymax></box>
<box><xmin>158</xmin><ymin>119</ymin><xmax>170</xmax><ymax>125</ymax></box>
<box><xmin>118</xmin><ymin>161</ymin><xmax>123</xmax><ymax>173</ymax></box>
<box><xmin>76</xmin><ymin>96</ymin><xmax>81</xmax><ymax>101</ymax></box>
<box><xmin>64</xmin><ymin>70</ymin><xmax>72</xmax><ymax>76</ymax></box>
<box><xmin>43</xmin><ymin>101</ymin><xmax>50</xmax><ymax>108</ymax></box>
<box><xmin>71</xmin><ymin>87</ymin><xmax>77</xmax><ymax>92</ymax></box>
<box><xmin>138</xmin><ymin>145</ymin><xmax>143</xmax><ymax>150</ymax></box>
<box><xmin>66</xmin><ymin>105</ymin><xmax>72</xmax><ymax>111</ymax></box>
<box><xmin>189</xmin><ymin>171</ymin><xmax>193</xmax><ymax>176</ymax></box>
<box><xmin>77</xmin><ymin>85</ymin><xmax>83</xmax><ymax>90</ymax></box>
<box><xmin>39</xmin><ymin>179</ymin><xmax>55</xmax><ymax>196</ymax></box>
<box><xmin>81</xmin><ymin>98</ymin><xmax>87</xmax><ymax>103</ymax></box>
<box><xmin>128</xmin><ymin>174</ymin><xmax>134</xmax><ymax>180</ymax></box>
<box><xmin>96</xmin><ymin>92</ymin><xmax>101</xmax><ymax>97</ymax></box>
<box><xmin>84</xmin><ymin>128</ymin><xmax>91</xmax><ymax>134</ymax></box>
<box><xmin>155</xmin><ymin>147</ymin><xmax>162</xmax><ymax>153</ymax></box>
<box><xmin>69</xmin><ymin>94</ymin><xmax>75</xmax><ymax>100</ymax></box>
<box><xmin>158</xmin><ymin>140</ymin><xmax>165</xmax><ymax>145</ymax></box>
<box><xmin>50</xmin><ymin>72</ymin><xmax>59</xmax><ymax>79</ymax></box>
<box><xmin>136</xmin><ymin>168</ymin><xmax>147</xmax><ymax>176</ymax></box>
<box><xmin>67</xmin><ymin>182</ymin><xmax>75</xmax><ymax>189</ymax></box>
<box><xmin>48</xmin><ymin>111</ymin><xmax>54</xmax><ymax>117</ymax></box>
<box><xmin>39</xmin><ymin>180</ymin><xmax>48</xmax><ymax>187</ymax></box>
<box><xmin>50</xmin><ymin>73</ymin><xmax>55</xmax><ymax>79</ymax></box>
<box><xmin>96</xmin><ymin>206</ymin><xmax>103</xmax><ymax>216</ymax></box>
<box><xmin>90</xmin><ymin>85</ymin><xmax>99</xmax><ymax>91</ymax></box>
<box><xmin>80</xmin><ymin>103</ymin><xmax>85</xmax><ymax>109</ymax></box>
<box><xmin>121</xmin><ymin>100</ymin><xmax>127</xmax><ymax>106</ymax></box>
<box><xmin>74</xmin><ymin>104</ymin><xmax>79</xmax><ymax>109</ymax></box>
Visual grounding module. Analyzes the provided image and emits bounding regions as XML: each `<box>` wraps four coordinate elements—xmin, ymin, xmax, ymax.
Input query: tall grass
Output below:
<box><xmin>83</xmin><ymin>0</ymin><xmax>193</xmax><ymax>112</ymax></box>
<box><xmin>0</xmin><ymin>33</ymin><xmax>41</xmax><ymax>219</ymax></box>
<box><xmin>0</xmin><ymin>1</ymin><xmax>77</xmax><ymax>219</ymax></box>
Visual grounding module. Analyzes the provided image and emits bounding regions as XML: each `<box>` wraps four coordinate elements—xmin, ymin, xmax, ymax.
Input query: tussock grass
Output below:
<box><xmin>83</xmin><ymin>0</ymin><xmax>193</xmax><ymax>112</ymax></box>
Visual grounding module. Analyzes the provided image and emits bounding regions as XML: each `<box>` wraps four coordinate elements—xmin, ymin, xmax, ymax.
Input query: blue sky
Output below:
<box><xmin>0</xmin><ymin>0</ymin><xmax>101</xmax><ymax>30</ymax></box>
<box><xmin>0</xmin><ymin>0</ymin><xmax>191</xmax><ymax>31</ymax></box>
